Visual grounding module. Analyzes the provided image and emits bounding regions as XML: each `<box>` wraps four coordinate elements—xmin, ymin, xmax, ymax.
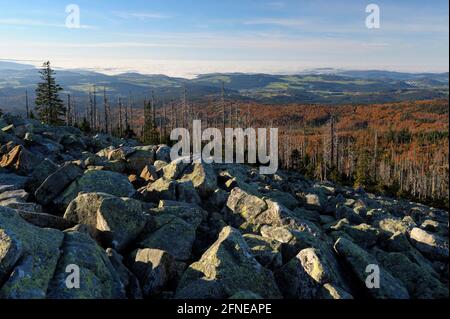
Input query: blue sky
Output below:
<box><xmin>0</xmin><ymin>0</ymin><xmax>448</xmax><ymax>77</ymax></box>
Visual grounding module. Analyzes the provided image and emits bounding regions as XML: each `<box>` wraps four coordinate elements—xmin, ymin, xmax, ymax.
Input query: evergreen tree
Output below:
<box><xmin>354</xmin><ymin>150</ymin><xmax>373</xmax><ymax>189</ymax></box>
<box><xmin>78</xmin><ymin>117</ymin><xmax>91</xmax><ymax>133</ymax></box>
<box><xmin>35</xmin><ymin>61</ymin><xmax>65</xmax><ymax>125</ymax></box>
<box><xmin>142</xmin><ymin>99</ymin><xmax>159</xmax><ymax>144</ymax></box>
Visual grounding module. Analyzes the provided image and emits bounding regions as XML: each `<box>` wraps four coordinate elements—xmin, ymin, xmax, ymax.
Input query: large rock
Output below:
<box><xmin>176</xmin><ymin>180</ymin><xmax>202</xmax><ymax>205</ymax></box>
<box><xmin>17</xmin><ymin>211</ymin><xmax>75</xmax><ymax>230</ymax></box>
<box><xmin>26</xmin><ymin>158</ymin><xmax>58</xmax><ymax>193</ymax></box>
<box><xmin>0</xmin><ymin>145</ymin><xmax>40</xmax><ymax>175</ymax></box>
<box><xmin>0</xmin><ymin>207</ymin><xmax>64</xmax><ymax>299</ymax></box>
<box><xmin>408</xmin><ymin>227</ymin><xmax>448</xmax><ymax>261</ymax></box>
<box><xmin>304</xmin><ymin>193</ymin><xmax>327</xmax><ymax>210</ymax></box>
<box><xmin>126</xmin><ymin>148</ymin><xmax>155</xmax><ymax>173</ymax></box>
<box><xmin>130</xmin><ymin>248</ymin><xmax>176</xmax><ymax>297</ymax></box>
<box><xmin>226</xmin><ymin>187</ymin><xmax>320</xmax><ymax>235</ymax></box>
<box><xmin>46</xmin><ymin>231</ymin><xmax>126</xmax><ymax>299</ymax></box>
<box><xmin>0</xmin><ymin>173</ymin><xmax>29</xmax><ymax>191</ymax></box>
<box><xmin>139</xmin><ymin>177</ymin><xmax>177</xmax><ymax>202</ymax></box>
<box><xmin>54</xmin><ymin>170</ymin><xmax>136</xmax><ymax>208</ymax></box>
<box><xmin>333</xmin><ymin>237</ymin><xmax>410</xmax><ymax>299</ymax></box>
<box><xmin>106</xmin><ymin>248</ymin><xmax>142</xmax><ymax>299</ymax></box>
<box><xmin>64</xmin><ymin>192</ymin><xmax>149</xmax><ymax>251</ymax></box>
<box><xmin>264</xmin><ymin>189</ymin><xmax>299</xmax><ymax>210</ymax></box>
<box><xmin>179</xmin><ymin>162</ymin><xmax>217</xmax><ymax>198</ymax></box>
<box><xmin>242</xmin><ymin>234</ymin><xmax>283</xmax><ymax>269</ymax></box>
<box><xmin>226</xmin><ymin>187</ymin><xmax>268</xmax><ymax>229</ymax></box>
<box><xmin>34</xmin><ymin>163</ymin><xmax>83</xmax><ymax>205</ymax></box>
<box><xmin>137</xmin><ymin>204</ymin><xmax>205</xmax><ymax>261</ymax></box>
<box><xmin>107</xmin><ymin>146</ymin><xmax>135</xmax><ymax>161</ymax></box>
<box><xmin>0</xmin><ymin>189</ymin><xmax>29</xmax><ymax>202</ymax></box>
<box><xmin>140</xmin><ymin>164</ymin><xmax>159</xmax><ymax>182</ymax></box>
<box><xmin>175</xmin><ymin>226</ymin><xmax>282</xmax><ymax>299</ymax></box>
<box><xmin>274</xmin><ymin>250</ymin><xmax>322</xmax><ymax>298</ymax></box>
<box><xmin>162</xmin><ymin>160</ymin><xmax>189</xmax><ymax>180</ymax></box>
<box><xmin>155</xmin><ymin>145</ymin><xmax>171</xmax><ymax>163</ymax></box>
<box><xmin>373</xmin><ymin>249</ymin><xmax>448</xmax><ymax>299</ymax></box>
<box><xmin>331</xmin><ymin>222</ymin><xmax>380</xmax><ymax>248</ymax></box>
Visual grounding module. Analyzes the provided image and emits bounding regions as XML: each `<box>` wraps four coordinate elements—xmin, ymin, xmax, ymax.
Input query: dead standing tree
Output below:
<box><xmin>65</xmin><ymin>93</ymin><xmax>71</xmax><ymax>126</ymax></box>
<box><xmin>103</xmin><ymin>88</ymin><xmax>109</xmax><ymax>134</ymax></box>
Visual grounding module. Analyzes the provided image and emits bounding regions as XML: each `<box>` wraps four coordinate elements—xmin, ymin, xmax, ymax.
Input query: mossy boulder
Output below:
<box><xmin>55</xmin><ymin>170</ymin><xmax>136</xmax><ymax>208</ymax></box>
<box><xmin>333</xmin><ymin>237</ymin><xmax>409</xmax><ymax>299</ymax></box>
<box><xmin>35</xmin><ymin>163</ymin><xmax>83</xmax><ymax>205</ymax></box>
<box><xmin>179</xmin><ymin>162</ymin><xmax>217</xmax><ymax>198</ymax></box>
<box><xmin>243</xmin><ymin>234</ymin><xmax>283</xmax><ymax>269</ymax></box>
<box><xmin>130</xmin><ymin>248</ymin><xmax>176</xmax><ymax>297</ymax></box>
<box><xmin>274</xmin><ymin>250</ymin><xmax>321</xmax><ymax>299</ymax></box>
<box><xmin>409</xmin><ymin>227</ymin><xmax>448</xmax><ymax>261</ymax></box>
<box><xmin>226</xmin><ymin>187</ymin><xmax>268</xmax><ymax>230</ymax></box>
<box><xmin>26</xmin><ymin>158</ymin><xmax>58</xmax><ymax>193</ymax></box>
<box><xmin>137</xmin><ymin>205</ymin><xmax>205</xmax><ymax>261</ymax></box>
<box><xmin>373</xmin><ymin>248</ymin><xmax>448</xmax><ymax>299</ymax></box>
<box><xmin>126</xmin><ymin>148</ymin><xmax>155</xmax><ymax>173</ymax></box>
<box><xmin>64</xmin><ymin>192</ymin><xmax>149</xmax><ymax>252</ymax></box>
<box><xmin>263</xmin><ymin>189</ymin><xmax>299</xmax><ymax>210</ymax></box>
<box><xmin>139</xmin><ymin>177</ymin><xmax>177</xmax><ymax>202</ymax></box>
<box><xmin>175</xmin><ymin>226</ymin><xmax>282</xmax><ymax>299</ymax></box>
<box><xmin>0</xmin><ymin>206</ymin><xmax>64</xmax><ymax>299</ymax></box>
<box><xmin>46</xmin><ymin>231</ymin><xmax>126</xmax><ymax>299</ymax></box>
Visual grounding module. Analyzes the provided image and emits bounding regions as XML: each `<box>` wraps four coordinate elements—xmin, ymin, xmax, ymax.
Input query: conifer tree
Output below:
<box><xmin>35</xmin><ymin>61</ymin><xmax>65</xmax><ymax>124</ymax></box>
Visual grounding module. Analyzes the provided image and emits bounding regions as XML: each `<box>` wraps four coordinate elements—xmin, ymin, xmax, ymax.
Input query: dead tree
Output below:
<box><xmin>92</xmin><ymin>85</ymin><xmax>97</xmax><ymax>132</ymax></box>
<box><xmin>25</xmin><ymin>90</ymin><xmax>29</xmax><ymax>119</ymax></box>
<box><xmin>151</xmin><ymin>91</ymin><xmax>156</xmax><ymax>130</ymax></box>
<box><xmin>129</xmin><ymin>93</ymin><xmax>134</xmax><ymax>133</ymax></box>
<box><xmin>66</xmin><ymin>94</ymin><xmax>71</xmax><ymax>126</ymax></box>
<box><xmin>103</xmin><ymin>88</ymin><xmax>109</xmax><ymax>134</ymax></box>
<box><xmin>221</xmin><ymin>82</ymin><xmax>225</xmax><ymax>134</ymax></box>
<box><xmin>118</xmin><ymin>97</ymin><xmax>123</xmax><ymax>137</ymax></box>
<box><xmin>170</xmin><ymin>99</ymin><xmax>175</xmax><ymax>132</ymax></box>
<box><xmin>88</xmin><ymin>89</ymin><xmax>93</xmax><ymax>129</ymax></box>
<box><xmin>72</xmin><ymin>95</ymin><xmax>77</xmax><ymax>126</ymax></box>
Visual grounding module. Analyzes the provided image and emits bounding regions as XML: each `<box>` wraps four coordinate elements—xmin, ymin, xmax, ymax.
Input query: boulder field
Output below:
<box><xmin>0</xmin><ymin>114</ymin><xmax>448</xmax><ymax>299</ymax></box>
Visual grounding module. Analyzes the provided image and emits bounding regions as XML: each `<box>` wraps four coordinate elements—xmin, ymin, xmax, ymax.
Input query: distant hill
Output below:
<box><xmin>0</xmin><ymin>60</ymin><xmax>36</xmax><ymax>70</ymax></box>
<box><xmin>0</xmin><ymin>61</ymin><xmax>448</xmax><ymax>114</ymax></box>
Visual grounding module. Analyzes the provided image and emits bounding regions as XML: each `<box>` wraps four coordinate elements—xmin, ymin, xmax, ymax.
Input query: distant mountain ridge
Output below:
<box><xmin>0</xmin><ymin>61</ymin><xmax>448</xmax><ymax>113</ymax></box>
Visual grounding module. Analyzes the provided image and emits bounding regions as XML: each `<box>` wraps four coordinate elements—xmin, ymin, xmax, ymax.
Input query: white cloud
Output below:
<box><xmin>0</xmin><ymin>18</ymin><xmax>94</xmax><ymax>29</ymax></box>
<box><xmin>243</xmin><ymin>18</ymin><xmax>305</xmax><ymax>27</ymax></box>
<box><xmin>113</xmin><ymin>11</ymin><xmax>171</xmax><ymax>20</ymax></box>
<box><xmin>2</xmin><ymin>32</ymin><xmax>394</xmax><ymax>54</ymax></box>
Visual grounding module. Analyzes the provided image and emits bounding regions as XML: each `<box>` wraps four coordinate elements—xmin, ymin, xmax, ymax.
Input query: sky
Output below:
<box><xmin>0</xmin><ymin>0</ymin><xmax>448</xmax><ymax>77</ymax></box>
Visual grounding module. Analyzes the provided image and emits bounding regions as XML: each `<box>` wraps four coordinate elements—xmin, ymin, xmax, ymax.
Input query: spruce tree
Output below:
<box><xmin>35</xmin><ymin>61</ymin><xmax>65</xmax><ymax>125</ymax></box>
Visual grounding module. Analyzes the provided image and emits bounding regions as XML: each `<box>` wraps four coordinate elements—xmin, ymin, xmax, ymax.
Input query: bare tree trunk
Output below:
<box><xmin>66</xmin><ymin>94</ymin><xmax>71</xmax><ymax>126</ymax></box>
<box><xmin>103</xmin><ymin>88</ymin><xmax>109</xmax><ymax>134</ymax></box>
<box><xmin>72</xmin><ymin>95</ymin><xmax>77</xmax><ymax>126</ymax></box>
<box><xmin>93</xmin><ymin>85</ymin><xmax>97</xmax><ymax>132</ymax></box>
<box><xmin>118</xmin><ymin>97</ymin><xmax>123</xmax><ymax>137</ymax></box>
<box><xmin>221</xmin><ymin>82</ymin><xmax>225</xmax><ymax>135</ymax></box>
<box><xmin>25</xmin><ymin>90</ymin><xmax>29</xmax><ymax>119</ymax></box>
